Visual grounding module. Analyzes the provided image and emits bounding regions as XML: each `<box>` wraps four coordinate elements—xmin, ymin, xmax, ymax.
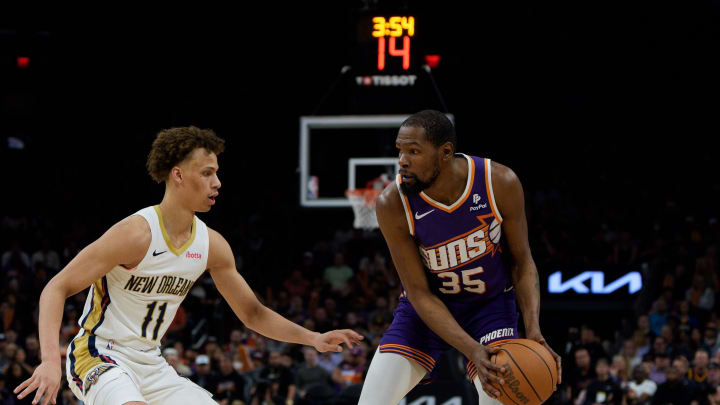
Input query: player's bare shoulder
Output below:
<box><xmin>206</xmin><ymin>226</ymin><xmax>233</xmax><ymax>271</ymax></box>
<box><xmin>490</xmin><ymin>160</ymin><xmax>521</xmax><ymax>190</ymax></box>
<box><xmin>490</xmin><ymin>160</ymin><xmax>524</xmax><ymax>218</ymax></box>
<box><xmin>376</xmin><ymin>181</ymin><xmax>404</xmax><ymax>219</ymax></box>
<box><xmin>101</xmin><ymin>214</ymin><xmax>152</xmax><ymax>267</ymax></box>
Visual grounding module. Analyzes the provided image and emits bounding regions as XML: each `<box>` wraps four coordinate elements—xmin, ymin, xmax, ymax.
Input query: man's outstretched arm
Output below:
<box><xmin>207</xmin><ymin>228</ymin><xmax>363</xmax><ymax>352</ymax></box>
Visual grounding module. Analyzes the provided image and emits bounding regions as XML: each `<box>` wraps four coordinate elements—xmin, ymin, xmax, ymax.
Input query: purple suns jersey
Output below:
<box><xmin>396</xmin><ymin>154</ymin><xmax>512</xmax><ymax>314</ymax></box>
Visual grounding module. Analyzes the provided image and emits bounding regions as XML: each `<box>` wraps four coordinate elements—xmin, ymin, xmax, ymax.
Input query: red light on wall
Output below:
<box><xmin>17</xmin><ymin>57</ymin><xmax>30</xmax><ymax>68</ymax></box>
<box><xmin>424</xmin><ymin>55</ymin><xmax>441</xmax><ymax>69</ymax></box>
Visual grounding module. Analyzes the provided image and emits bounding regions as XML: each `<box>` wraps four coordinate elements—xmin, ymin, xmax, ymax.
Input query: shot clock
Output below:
<box><xmin>371</xmin><ymin>16</ymin><xmax>415</xmax><ymax>70</ymax></box>
<box><xmin>316</xmin><ymin>11</ymin><xmax>443</xmax><ymax>114</ymax></box>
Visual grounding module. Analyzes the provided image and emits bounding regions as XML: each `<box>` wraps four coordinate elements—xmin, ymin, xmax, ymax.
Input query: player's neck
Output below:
<box><xmin>422</xmin><ymin>155</ymin><xmax>468</xmax><ymax>206</ymax></box>
<box><xmin>157</xmin><ymin>194</ymin><xmax>194</xmax><ymax>236</ymax></box>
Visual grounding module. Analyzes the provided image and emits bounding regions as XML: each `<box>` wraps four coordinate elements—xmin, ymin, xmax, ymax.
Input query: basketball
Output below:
<box><xmin>489</xmin><ymin>339</ymin><xmax>558</xmax><ymax>405</ymax></box>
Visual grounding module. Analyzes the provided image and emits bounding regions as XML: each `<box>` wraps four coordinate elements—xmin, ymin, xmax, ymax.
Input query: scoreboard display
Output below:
<box><xmin>335</xmin><ymin>12</ymin><xmax>444</xmax><ymax>114</ymax></box>
<box><xmin>371</xmin><ymin>16</ymin><xmax>415</xmax><ymax>71</ymax></box>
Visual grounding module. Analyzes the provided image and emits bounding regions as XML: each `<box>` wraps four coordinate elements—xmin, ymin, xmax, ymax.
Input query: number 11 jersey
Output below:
<box><xmin>76</xmin><ymin>205</ymin><xmax>209</xmax><ymax>351</ymax></box>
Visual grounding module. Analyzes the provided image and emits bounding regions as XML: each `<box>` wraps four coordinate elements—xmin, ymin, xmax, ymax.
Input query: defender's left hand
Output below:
<box><xmin>312</xmin><ymin>330</ymin><xmax>364</xmax><ymax>352</ymax></box>
<box><xmin>526</xmin><ymin>331</ymin><xmax>562</xmax><ymax>386</ymax></box>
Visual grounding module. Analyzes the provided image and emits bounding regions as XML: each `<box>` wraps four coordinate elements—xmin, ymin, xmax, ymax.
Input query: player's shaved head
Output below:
<box><xmin>401</xmin><ymin>110</ymin><xmax>456</xmax><ymax>149</ymax></box>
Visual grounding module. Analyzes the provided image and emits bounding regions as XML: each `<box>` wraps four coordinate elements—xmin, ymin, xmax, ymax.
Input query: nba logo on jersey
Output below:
<box><xmin>106</xmin><ymin>340</ymin><xmax>114</xmax><ymax>350</ymax></box>
<box><xmin>473</xmin><ymin>194</ymin><xmax>481</xmax><ymax>204</ymax></box>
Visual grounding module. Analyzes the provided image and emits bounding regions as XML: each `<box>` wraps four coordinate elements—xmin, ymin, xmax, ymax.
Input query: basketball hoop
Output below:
<box><xmin>346</xmin><ymin>188</ymin><xmax>383</xmax><ymax>230</ymax></box>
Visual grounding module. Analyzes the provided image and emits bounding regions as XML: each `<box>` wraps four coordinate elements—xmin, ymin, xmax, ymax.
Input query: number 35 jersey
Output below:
<box><xmin>396</xmin><ymin>154</ymin><xmax>512</xmax><ymax>314</ymax></box>
<box><xmin>77</xmin><ymin>206</ymin><xmax>209</xmax><ymax>351</ymax></box>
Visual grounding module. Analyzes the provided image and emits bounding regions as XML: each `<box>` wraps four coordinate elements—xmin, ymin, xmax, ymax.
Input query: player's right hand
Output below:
<box><xmin>469</xmin><ymin>344</ymin><xmax>506</xmax><ymax>399</ymax></box>
<box><xmin>14</xmin><ymin>360</ymin><xmax>62</xmax><ymax>405</ymax></box>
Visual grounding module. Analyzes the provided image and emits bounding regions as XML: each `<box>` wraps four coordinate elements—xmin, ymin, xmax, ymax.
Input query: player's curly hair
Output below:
<box><xmin>146</xmin><ymin>126</ymin><xmax>225</xmax><ymax>183</ymax></box>
<box><xmin>401</xmin><ymin>110</ymin><xmax>456</xmax><ymax>149</ymax></box>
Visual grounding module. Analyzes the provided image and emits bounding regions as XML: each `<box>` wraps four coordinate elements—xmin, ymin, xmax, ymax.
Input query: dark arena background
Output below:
<box><xmin>1</xmin><ymin>2</ymin><xmax>718</xmax><ymax>404</ymax></box>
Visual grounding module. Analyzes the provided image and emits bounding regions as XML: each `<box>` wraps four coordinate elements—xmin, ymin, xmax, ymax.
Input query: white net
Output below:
<box><xmin>346</xmin><ymin>189</ymin><xmax>383</xmax><ymax>230</ymax></box>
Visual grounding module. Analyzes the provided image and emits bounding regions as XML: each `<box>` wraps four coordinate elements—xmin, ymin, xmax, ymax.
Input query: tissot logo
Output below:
<box><xmin>355</xmin><ymin>75</ymin><xmax>417</xmax><ymax>87</ymax></box>
<box><xmin>548</xmin><ymin>271</ymin><xmax>642</xmax><ymax>294</ymax></box>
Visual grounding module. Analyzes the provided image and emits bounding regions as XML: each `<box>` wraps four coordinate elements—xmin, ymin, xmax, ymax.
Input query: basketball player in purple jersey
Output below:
<box><xmin>358</xmin><ymin>110</ymin><xmax>561</xmax><ymax>404</ymax></box>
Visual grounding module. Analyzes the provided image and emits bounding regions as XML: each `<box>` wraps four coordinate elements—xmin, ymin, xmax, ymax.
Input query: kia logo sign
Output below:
<box><xmin>548</xmin><ymin>271</ymin><xmax>642</xmax><ymax>294</ymax></box>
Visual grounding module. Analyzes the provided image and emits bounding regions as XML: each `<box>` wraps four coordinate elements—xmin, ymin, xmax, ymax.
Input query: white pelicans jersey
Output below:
<box><xmin>71</xmin><ymin>205</ymin><xmax>208</xmax><ymax>368</ymax></box>
<box><xmin>67</xmin><ymin>206</ymin><xmax>213</xmax><ymax>401</ymax></box>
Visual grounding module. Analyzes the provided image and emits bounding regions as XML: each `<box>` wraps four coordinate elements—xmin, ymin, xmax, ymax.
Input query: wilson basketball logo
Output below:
<box><xmin>419</xmin><ymin>214</ymin><xmax>501</xmax><ymax>272</ymax></box>
<box><xmin>185</xmin><ymin>252</ymin><xmax>202</xmax><ymax>259</ymax></box>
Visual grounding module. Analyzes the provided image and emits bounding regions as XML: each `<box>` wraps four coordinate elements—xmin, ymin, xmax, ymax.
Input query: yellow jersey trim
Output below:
<box><xmin>153</xmin><ymin>205</ymin><xmax>197</xmax><ymax>256</ymax></box>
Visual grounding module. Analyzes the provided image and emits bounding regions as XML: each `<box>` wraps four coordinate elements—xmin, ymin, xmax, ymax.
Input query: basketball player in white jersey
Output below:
<box><xmin>14</xmin><ymin>126</ymin><xmax>363</xmax><ymax>405</ymax></box>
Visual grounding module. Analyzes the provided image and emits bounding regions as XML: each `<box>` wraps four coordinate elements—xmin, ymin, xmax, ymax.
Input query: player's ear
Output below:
<box><xmin>170</xmin><ymin>166</ymin><xmax>183</xmax><ymax>184</ymax></box>
<box><xmin>441</xmin><ymin>142</ymin><xmax>454</xmax><ymax>160</ymax></box>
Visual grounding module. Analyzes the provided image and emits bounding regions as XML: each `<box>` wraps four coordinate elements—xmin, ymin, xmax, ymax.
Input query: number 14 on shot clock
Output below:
<box><xmin>372</xmin><ymin>16</ymin><xmax>415</xmax><ymax>71</ymax></box>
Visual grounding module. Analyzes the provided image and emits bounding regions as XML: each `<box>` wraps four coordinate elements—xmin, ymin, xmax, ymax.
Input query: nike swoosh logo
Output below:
<box><xmin>414</xmin><ymin>209</ymin><xmax>435</xmax><ymax>220</ymax></box>
<box><xmin>503</xmin><ymin>286</ymin><xmax>514</xmax><ymax>293</ymax></box>
<box><xmin>152</xmin><ymin>250</ymin><xmax>167</xmax><ymax>257</ymax></box>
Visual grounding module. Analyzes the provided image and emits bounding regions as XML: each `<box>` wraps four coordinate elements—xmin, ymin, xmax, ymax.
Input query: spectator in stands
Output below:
<box><xmin>296</xmin><ymin>346</ymin><xmax>332</xmax><ymax>398</ymax></box>
<box><xmin>332</xmin><ymin>344</ymin><xmax>367</xmax><ymax>390</ymax></box>
<box><xmin>367</xmin><ymin>297</ymin><xmax>393</xmax><ymax>333</ymax></box>
<box><xmin>651</xmin><ymin>365</ymin><xmax>690</xmax><ymax>405</ymax></box>
<box><xmin>1</xmin><ymin>241</ymin><xmax>30</xmax><ymax>272</ymax></box>
<box><xmin>584</xmin><ymin>358</ymin><xmax>621</xmax><ymax>405</ymax></box>
<box><xmin>686</xmin><ymin>274</ymin><xmax>715</xmax><ymax>322</ymax></box>
<box><xmin>214</xmin><ymin>353</ymin><xmax>248</xmax><ymax>404</ymax></box>
<box><xmin>695</xmin><ymin>246</ymin><xmax>719</xmax><ymax>293</ymax></box>
<box><xmin>659</xmin><ymin>324</ymin><xmax>686</xmax><ymax>360</ymax></box>
<box><xmin>690</xmin><ymin>348</ymin><xmax>710</xmax><ymax>384</ymax></box>
<box><xmin>13</xmin><ymin>348</ymin><xmax>34</xmax><ymax>377</ymax></box>
<box><xmin>610</xmin><ymin>355</ymin><xmax>630</xmax><ymax>388</ymax></box>
<box><xmin>324</xmin><ymin>252</ymin><xmax>353</xmax><ymax>293</ymax></box>
<box><xmin>633</xmin><ymin>330</ymin><xmax>651</xmax><ymax>361</ymax></box>
<box><xmin>677</xmin><ymin>300</ymin><xmax>699</xmax><ymax>336</ymax></box>
<box><xmin>710</xmin><ymin>385</ymin><xmax>720</xmax><ymax>405</ymax></box>
<box><xmin>627</xmin><ymin>364</ymin><xmax>657</xmax><ymax>405</ymax></box>
<box><xmin>0</xmin><ymin>342</ymin><xmax>18</xmax><ymax>372</ymax></box>
<box><xmin>637</xmin><ymin>315</ymin><xmax>652</xmax><ymax>339</ymax></box>
<box><xmin>283</xmin><ymin>270</ymin><xmax>310</xmax><ymax>298</ymax></box>
<box><xmin>30</xmin><ymin>239</ymin><xmax>60</xmax><ymax>273</ymax></box>
<box><xmin>651</xmin><ymin>336</ymin><xmax>670</xmax><ymax>358</ymax></box>
<box><xmin>708</xmin><ymin>361</ymin><xmax>720</xmax><ymax>387</ymax></box>
<box><xmin>163</xmin><ymin>347</ymin><xmax>192</xmax><ymax>376</ymax></box>
<box><xmin>2</xmin><ymin>361</ymin><xmax>33</xmax><ymax>404</ymax></box>
<box><xmin>580</xmin><ymin>325</ymin><xmax>608</xmax><ymax>361</ymax></box>
<box><xmin>672</xmin><ymin>355</ymin><xmax>690</xmax><ymax>383</ymax></box>
<box><xmin>704</xmin><ymin>322</ymin><xmax>720</xmax><ymax>356</ymax></box>
<box><xmin>316</xmin><ymin>350</ymin><xmax>343</xmax><ymax>376</ymax></box>
<box><xmin>648</xmin><ymin>353</ymin><xmax>670</xmax><ymax>385</ymax></box>
<box><xmin>312</xmin><ymin>308</ymin><xmax>333</xmax><ymax>333</ymax></box>
<box><xmin>225</xmin><ymin>329</ymin><xmax>254</xmax><ymax>373</ymax></box>
<box><xmin>258</xmin><ymin>350</ymin><xmax>296</xmax><ymax>404</ymax></box>
<box><xmin>567</xmin><ymin>347</ymin><xmax>596</xmax><ymax>402</ymax></box>
<box><xmin>689</xmin><ymin>348</ymin><xmax>713</xmax><ymax>403</ymax></box>
<box><xmin>190</xmin><ymin>354</ymin><xmax>216</xmax><ymax>393</ymax></box>
<box><xmin>649</xmin><ymin>298</ymin><xmax>669</xmax><ymax>337</ymax></box>
<box><xmin>621</xmin><ymin>339</ymin><xmax>642</xmax><ymax>376</ymax></box>
<box><xmin>690</xmin><ymin>328</ymin><xmax>705</xmax><ymax>355</ymax></box>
